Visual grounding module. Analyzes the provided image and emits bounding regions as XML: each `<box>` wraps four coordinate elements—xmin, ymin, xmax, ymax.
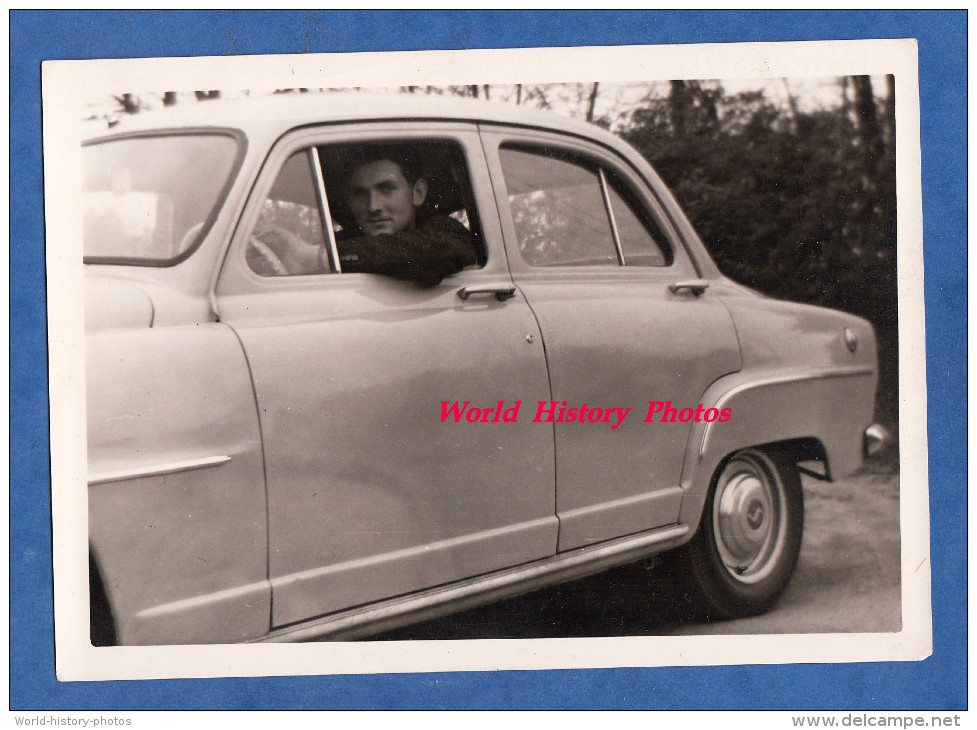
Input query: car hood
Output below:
<box><xmin>85</xmin><ymin>275</ymin><xmax>155</xmax><ymax>331</ymax></box>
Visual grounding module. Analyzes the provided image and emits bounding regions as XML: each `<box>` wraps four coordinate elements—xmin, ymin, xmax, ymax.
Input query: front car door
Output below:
<box><xmin>216</xmin><ymin>123</ymin><xmax>556</xmax><ymax>628</ymax></box>
<box><xmin>482</xmin><ymin>126</ymin><xmax>743</xmax><ymax>551</ymax></box>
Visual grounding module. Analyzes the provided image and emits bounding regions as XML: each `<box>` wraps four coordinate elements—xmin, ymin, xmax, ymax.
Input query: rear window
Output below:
<box><xmin>83</xmin><ymin>133</ymin><xmax>242</xmax><ymax>265</ymax></box>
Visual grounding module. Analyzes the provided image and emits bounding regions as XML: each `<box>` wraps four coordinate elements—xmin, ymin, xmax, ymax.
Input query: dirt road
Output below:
<box><xmin>371</xmin><ymin>469</ymin><xmax>901</xmax><ymax>640</ymax></box>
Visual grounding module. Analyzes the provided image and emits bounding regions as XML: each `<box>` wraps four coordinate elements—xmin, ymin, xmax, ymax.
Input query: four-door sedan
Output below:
<box><xmin>83</xmin><ymin>93</ymin><xmax>885</xmax><ymax>645</ymax></box>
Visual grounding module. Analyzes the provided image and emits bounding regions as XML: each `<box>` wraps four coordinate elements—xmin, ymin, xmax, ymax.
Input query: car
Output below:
<box><xmin>83</xmin><ymin>92</ymin><xmax>886</xmax><ymax>645</ymax></box>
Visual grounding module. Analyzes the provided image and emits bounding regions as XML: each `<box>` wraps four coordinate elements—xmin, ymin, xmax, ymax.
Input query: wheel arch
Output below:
<box><xmin>678</xmin><ymin>367</ymin><xmax>874</xmax><ymax>529</ymax></box>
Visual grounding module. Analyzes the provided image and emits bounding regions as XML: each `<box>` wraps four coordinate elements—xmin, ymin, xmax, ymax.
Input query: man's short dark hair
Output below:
<box><xmin>344</xmin><ymin>143</ymin><xmax>423</xmax><ymax>186</ymax></box>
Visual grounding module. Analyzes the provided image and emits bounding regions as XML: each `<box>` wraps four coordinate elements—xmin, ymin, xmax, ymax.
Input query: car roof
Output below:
<box><xmin>84</xmin><ymin>91</ymin><xmax>621</xmax><ymax>149</ymax></box>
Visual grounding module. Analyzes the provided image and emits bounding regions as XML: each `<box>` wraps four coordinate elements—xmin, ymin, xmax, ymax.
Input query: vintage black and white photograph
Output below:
<box><xmin>43</xmin><ymin>40</ymin><xmax>930</xmax><ymax>680</ymax></box>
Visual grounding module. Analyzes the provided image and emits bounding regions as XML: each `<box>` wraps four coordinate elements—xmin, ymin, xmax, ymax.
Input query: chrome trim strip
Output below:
<box><xmin>598</xmin><ymin>167</ymin><xmax>626</xmax><ymax>266</ymax></box>
<box><xmin>136</xmin><ymin>578</ymin><xmax>268</xmax><ymax>619</ymax></box>
<box><xmin>309</xmin><ymin>147</ymin><xmax>342</xmax><ymax>273</ymax></box>
<box><xmin>88</xmin><ymin>455</ymin><xmax>232</xmax><ymax>486</ymax></box>
<box><xmin>697</xmin><ymin>366</ymin><xmax>876</xmax><ymax>458</ymax></box>
<box><xmin>274</xmin><ymin>517</ymin><xmax>557</xmax><ymax>593</ymax></box>
<box><xmin>557</xmin><ymin>487</ymin><xmax>682</xmax><ymax>523</ymax></box>
<box><xmin>256</xmin><ymin>522</ymin><xmax>690</xmax><ymax>642</ymax></box>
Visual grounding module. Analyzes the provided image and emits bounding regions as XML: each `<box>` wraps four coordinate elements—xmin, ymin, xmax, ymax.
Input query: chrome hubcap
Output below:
<box><xmin>712</xmin><ymin>452</ymin><xmax>786</xmax><ymax>584</ymax></box>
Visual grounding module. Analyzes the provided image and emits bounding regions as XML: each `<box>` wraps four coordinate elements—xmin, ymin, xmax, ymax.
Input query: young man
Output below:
<box><xmin>254</xmin><ymin>144</ymin><xmax>476</xmax><ymax>286</ymax></box>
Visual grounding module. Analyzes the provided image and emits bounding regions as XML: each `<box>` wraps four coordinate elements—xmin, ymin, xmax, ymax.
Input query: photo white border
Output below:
<box><xmin>43</xmin><ymin>38</ymin><xmax>931</xmax><ymax>682</ymax></box>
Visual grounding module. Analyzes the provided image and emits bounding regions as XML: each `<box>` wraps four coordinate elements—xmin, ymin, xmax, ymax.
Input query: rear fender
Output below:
<box><xmin>678</xmin><ymin>366</ymin><xmax>877</xmax><ymax>530</ymax></box>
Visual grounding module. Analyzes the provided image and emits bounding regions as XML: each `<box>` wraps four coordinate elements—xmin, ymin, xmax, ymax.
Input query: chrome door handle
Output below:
<box><xmin>668</xmin><ymin>279</ymin><xmax>710</xmax><ymax>296</ymax></box>
<box><xmin>457</xmin><ymin>284</ymin><xmax>517</xmax><ymax>302</ymax></box>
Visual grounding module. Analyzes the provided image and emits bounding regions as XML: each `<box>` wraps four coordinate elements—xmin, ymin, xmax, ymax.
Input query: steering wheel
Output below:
<box><xmin>248</xmin><ymin>232</ymin><xmax>291</xmax><ymax>277</ymax></box>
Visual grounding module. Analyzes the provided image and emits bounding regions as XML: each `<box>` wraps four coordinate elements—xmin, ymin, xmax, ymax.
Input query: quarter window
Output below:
<box><xmin>499</xmin><ymin>144</ymin><xmax>671</xmax><ymax>268</ymax></box>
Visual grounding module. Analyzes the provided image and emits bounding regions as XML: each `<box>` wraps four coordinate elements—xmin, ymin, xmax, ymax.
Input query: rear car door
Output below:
<box><xmin>216</xmin><ymin>123</ymin><xmax>557</xmax><ymax>628</ymax></box>
<box><xmin>481</xmin><ymin>126</ymin><xmax>742</xmax><ymax>551</ymax></box>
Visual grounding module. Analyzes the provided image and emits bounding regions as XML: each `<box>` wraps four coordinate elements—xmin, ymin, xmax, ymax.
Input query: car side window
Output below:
<box><xmin>499</xmin><ymin>144</ymin><xmax>671</xmax><ymax>268</ymax></box>
<box><xmin>247</xmin><ymin>140</ymin><xmax>483</xmax><ymax>278</ymax></box>
<box><xmin>499</xmin><ymin>146</ymin><xmax>618</xmax><ymax>267</ymax></box>
<box><xmin>248</xmin><ymin>151</ymin><xmax>327</xmax><ymax>277</ymax></box>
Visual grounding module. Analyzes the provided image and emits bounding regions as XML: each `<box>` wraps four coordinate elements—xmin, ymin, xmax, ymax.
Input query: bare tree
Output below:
<box><xmin>852</xmin><ymin>75</ymin><xmax>882</xmax><ymax>157</ymax></box>
<box><xmin>585</xmin><ymin>82</ymin><xmax>599</xmax><ymax>122</ymax></box>
<box><xmin>667</xmin><ymin>80</ymin><xmax>691</xmax><ymax>134</ymax></box>
<box><xmin>781</xmin><ymin>79</ymin><xmax>800</xmax><ymax>129</ymax></box>
<box><xmin>114</xmin><ymin>93</ymin><xmax>141</xmax><ymax>115</ymax></box>
<box><xmin>839</xmin><ymin>76</ymin><xmax>851</xmax><ymax>122</ymax></box>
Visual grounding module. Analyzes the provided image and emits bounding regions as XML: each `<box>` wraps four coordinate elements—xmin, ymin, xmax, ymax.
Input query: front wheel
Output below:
<box><xmin>678</xmin><ymin>447</ymin><xmax>803</xmax><ymax>620</ymax></box>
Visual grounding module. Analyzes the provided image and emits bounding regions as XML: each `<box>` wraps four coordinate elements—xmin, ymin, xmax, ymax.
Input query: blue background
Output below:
<box><xmin>10</xmin><ymin>10</ymin><xmax>966</xmax><ymax>709</ymax></box>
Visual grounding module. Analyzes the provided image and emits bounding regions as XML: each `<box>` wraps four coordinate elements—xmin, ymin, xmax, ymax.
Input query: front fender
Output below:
<box><xmin>87</xmin><ymin>322</ymin><xmax>270</xmax><ymax>644</ymax></box>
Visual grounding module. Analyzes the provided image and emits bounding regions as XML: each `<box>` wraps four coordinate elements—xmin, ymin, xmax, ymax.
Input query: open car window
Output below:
<box><xmin>247</xmin><ymin>139</ymin><xmax>484</xmax><ymax>277</ymax></box>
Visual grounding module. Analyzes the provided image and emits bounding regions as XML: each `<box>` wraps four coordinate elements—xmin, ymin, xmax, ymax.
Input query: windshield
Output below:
<box><xmin>83</xmin><ymin>133</ymin><xmax>242</xmax><ymax>264</ymax></box>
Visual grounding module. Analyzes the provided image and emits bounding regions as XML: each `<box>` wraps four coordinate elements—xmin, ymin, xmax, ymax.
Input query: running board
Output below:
<box><xmin>256</xmin><ymin>522</ymin><xmax>691</xmax><ymax>643</ymax></box>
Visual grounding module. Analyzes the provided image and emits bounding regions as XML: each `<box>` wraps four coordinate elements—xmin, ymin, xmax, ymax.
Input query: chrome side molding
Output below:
<box><xmin>697</xmin><ymin>366</ymin><xmax>877</xmax><ymax>459</ymax></box>
<box><xmin>258</xmin><ymin>522</ymin><xmax>690</xmax><ymax>643</ymax></box>
<box><xmin>88</xmin><ymin>455</ymin><xmax>232</xmax><ymax>486</ymax></box>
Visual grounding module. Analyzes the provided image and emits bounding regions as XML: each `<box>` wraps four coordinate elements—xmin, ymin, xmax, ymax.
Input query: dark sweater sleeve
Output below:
<box><xmin>337</xmin><ymin>215</ymin><xmax>478</xmax><ymax>287</ymax></box>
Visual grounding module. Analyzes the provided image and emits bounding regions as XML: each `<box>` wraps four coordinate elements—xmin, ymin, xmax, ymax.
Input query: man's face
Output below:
<box><xmin>347</xmin><ymin>160</ymin><xmax>428</xmax><ymax>236</ymax></box>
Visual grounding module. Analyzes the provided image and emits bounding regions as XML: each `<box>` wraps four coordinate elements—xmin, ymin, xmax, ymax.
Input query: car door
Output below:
<box><xmin>216</xmin><ymin>123</ymin><xmax>556</xmax><ymax>628</ymax></box>
<box><xmin>482</xmin><ymin>126</ymin><xmax>742</xmax><ymax>551</ymax></box>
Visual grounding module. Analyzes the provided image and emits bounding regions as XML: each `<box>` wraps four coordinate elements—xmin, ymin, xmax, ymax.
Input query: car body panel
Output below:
<box><xmin>218</xmin><ymin>275</ymin><xmax>558</xmax><ymax>627</ymax></box>
<box><xmin>86</xmin><ymin>321</ymin><xmax>269</xmax><ymax>644</ymax></box>
<box><xmin>214</xmin><ymin>122</ymin><xmax>557</xmax><ymax>627</ymax></box>
<box><xmin>496</xmin><ymin>272</ymin><xmax>743</xmax><ymax>551</ymax></box>
<box><xmin>480</xmin><ymin>127</ymin><xmax>743</xmax><ymax>550</ymax></box>
<box><xmin>677</xmin><ymin>289</ymin><xmax>879</xmax><ymax>528</ymax></box>
<box><xmin>85</xmin><ymin>276</ymin><xmax>155</xmax><ymax>331</ymax></box>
